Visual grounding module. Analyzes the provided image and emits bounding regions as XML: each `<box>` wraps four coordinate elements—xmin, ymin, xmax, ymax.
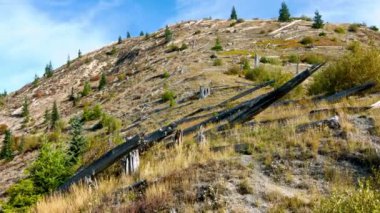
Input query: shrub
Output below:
<box><xmin>162</xmin><ymin>71</ymin><xmax>170</xmax><ymax>78</ymax></box>
<box><xmin>315</xmin><ymin>171</ymin><xmax>380</xmax><ymax>212</ymax></box>
<box><xmin>288</xmin><ymin>54</ymin><xmax>300</xmax><ymax>63</ymax></box>
<box><xmin>301</xmin><ymin>53</ymin><xmax>326</xmax><ymax>65</ymax></box>
<box><xmin>348</xmin><ymin>23</ymin><xmax>360</xmax><ymax>32</ymax></box>
<box><xmin>300</xmin><ymin>36</ymin><xmax>314</xmax><ymax>45</ymax></box>
<box><xmin>334</xmin><ymin>27</ymin><xmax>346</xmax><ymax>34</ymax></box>
<box><xmin>164</xmin><ymin>25</ymin><xmax>173</xmax><ymax>43</ymax></box>
<box><xmin>370</xmin><ymin>25</ymin><xmax>379</xmax><ymax>32</ymax></box>
<box><xmin>82</xmin><ymin>81</ymin><xmax>92</xmax><ymax>96</ymax></box>
<box><xmin>98</xmin><ymin>73</ymin><xmax>107</xmax><ymax>90</ymax></box>
<box><xmin>0</xmin><ymin>130</ymin><xmax>13</xmax><ymax>160</ymax></box>
<box><xmin>68</xmin><ymin>117</ymin><xmax>87</xmax><ymax>165</ymax></box>
<box><xmin>213</xmin><ymin>58</ymin><xmax>223</xmax><ymax>66</ymax></box>
<box><xmin>0</xmin><ymin>123</ymin><xmax>8</xmax><ymax>135</ymax></box>
<box><xmin>100</xmin><ymin>113</ymin><xmax>122</xmax><ymax>134</ymax></box>
<box><xmin>83</xmin><ymin>104</ymin><xmax>103</xmax><ymax>121</ymax></box>
<box><xmin>225</xmin><ymin>66</ymin><xmax>241</xmax><ymax>75</ymax></box>
<box><xmin>308</xmin><ymin>44</ymin><xmax>380</xmax><ymax>95</ymax></box>
<box><xmin>211</xmin><ymin>37</ymin><xmax>223</xmax><ymax>51</ymax></box>
<box><xmin>19</xmin><ymin>135</ymin><xmax>42</xmax><ymax>153</ymax></box>
<box><xmin>162</xmin><ymin>89</ymin><xmax>176</xmax><ymax>102</ymax></box>
<box><xmin>4</xmin><ymin>179</ymin><xmax>40</xmax><ymax>212</ymax></box>
<box><xmin>237</xmin><ymin>179</ymin><xmax>253</xmax><ymax>195</ymax></box>
<box><xmin>260</xmin><ymin>57</ymin><xmax>281</xmax><ymax>65</ymax></box>
<box><xmin>319</xmin><ymin>32</ymin><xmax>327</xmax><ymax>37</ymax></box>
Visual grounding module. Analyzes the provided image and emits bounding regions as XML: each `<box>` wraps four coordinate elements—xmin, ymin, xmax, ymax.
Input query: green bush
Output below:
<box><xmin>370</xmin><ymin>25</ymin><xmax>379</xmax><ymax>32</ymax></box>
<box><xmin>300</xmin><ymin>36</ymin><xmax>314</xmax><ymax>45</ymax></box>
<box><xmin>334</xmin><ymin>27</ymin><xmax>346</xmax><ymax>34</ymax></box>
<box><xmin>213</xmin><ymin>58</ymin><xmax>223</xmax><ymax>66</ymax></box>
<box><xmin>260</xmin><ymin>56</ymin><xmax>282</xmax><ymax>65</ymax></box>
<box><xmin>4</xmin><ymin>179</ymin><xmax>40</xmax><ymax>212</ymax></box>
<box><xmin>348</xmin><ymin>23</ymin><xmax>360</xmax><ymax>32</ymax></box>
<box><xmin>316</xmin><ymin>171</ymin><xmax>380</xmax><ymax>213</ymax></box>
<box><xmin>225</xmin><ymin>66</ymin><xmax>241</xmax><ymax>75</ymax></box>
<box><xmin>162</xmin><ymin>89</ymin><xmax>176</xmax><ymax>103</ymax></box>
<box><xmin>319</xmin><ymin>32</ymin><xmax>327</xmax><ymax>37</ymax></box>
<box><xmin>308</xmin><ymin>44</ymin><xmax>380</xmax><ymax>95</ymax></box>
<box><xmin>162</xmin><ymin>71</ymin><xmax>170</xmax><ymax>78</ymax></box>
<box><xmin>83</xmin><ymin>104</ymin><xmax>103</xmax><ymax>121</ymax></box>
<box><xmin>211</xmin><ymin>37</ymin><xmax>223</xmax><ymax>51</ymax></box>
<box><xmin>100</xmin><ymin>113</ymin><xmax>122</xmax><ymax>134</ymax></box>
<box><xmin>288</xmin><ymin>54</ymin><xmax>300</xmax><ymax>63</ymax></box>
<box><xmin>301</xmin><ymin>53</ymin><xmax>326</xmax><ymax>65</ymax></box>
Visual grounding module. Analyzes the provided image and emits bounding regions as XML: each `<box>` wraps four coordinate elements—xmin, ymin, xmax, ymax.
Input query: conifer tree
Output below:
<box><xmin>44</xmin><ymin>108</ymin><xmax>51</xmax><ymax>125</ymax></box>
<box><xmin>22</xmin><ymin>97</ymin><xmax>30</xmax><ymax>125</ymax></box>
<box><xmin>118</xmin><ymin>36</ymin><xmax>122</xmax><ymax>44</ymax></box>
<box><xmin>140</xmin><ymin>31</ymin><xmax>144</xmax><ymax>36</ymax></box>
<box><xmin>211</xmin><ymin>37</ymin><xmax>223</xmax><ymax>51</ymax></box>
<box><xmin>278</xmin><ymin>1</ymin><xmax>291</xmax><ymax>22</ymax></box>
<box><xmin>164</xmin><ymin>25</ymin><xmax>173</xmax><ymax>43</ymax></box>
<box><xmin>67</xmin><ymin>55</ymin><xmax>71</xmax><ymax>67</ymax></box>
<box><xmin>312</xmin><ymin>10</ymin><xmax>324</xmax><ymax>29</ymax></box>
<box><xmin>0</xmin><ymin>130</ymin><xmax>13</xmax><ymax>160</ymax></box>
<box><xmin>51</xmin><ymin>101</ymin><xmax>60</xmax><ymax>129</ymax></box>
<box><xmin>230</xmin><ymin>6</ymin><xmax>238</xmax><ymax>20</ymax></box>
<box><xmin>98</xmin><ymin>73</ymin><xmax>107</xmax><ymax>90</ymax></box>
<box><xmin>78</xmin><ymin>49</ymin><xmax>82</xmax><ymax>58</ymax></box>
<box><xmin>82</xmin><ymin>81</ymin><xmax>92</xmax><ymax>96</ymax></box>
<box><xmin>127</xmin><ymin>31</ymin><xmax>131</xmax><ymax>38</ymax></box>
<box><xmin>68</xmin><ymin>117</ymin><xmax>86</xmax><ymax>165</ymax></box>
<box><xmin>32</xmin><ymin>74</ymin><xmax>39</xmax><ymax>88</ymax></box>
<box><xmin>44</xmin><ymin>61</ymin><xmax>53</xmax><ymax>78</ymax></box>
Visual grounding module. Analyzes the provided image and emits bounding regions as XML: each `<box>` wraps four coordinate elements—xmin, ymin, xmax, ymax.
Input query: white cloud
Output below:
<box><xmin>0</xmin><ymin>1</ymin><xmax>111</xmax><ymax>92</ymax></box>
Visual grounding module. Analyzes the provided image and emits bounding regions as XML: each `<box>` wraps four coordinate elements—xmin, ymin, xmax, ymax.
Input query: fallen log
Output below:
<box><xmin>229</xmin><ymin>63</ymin><xmax>326</xmax><ymax>124</ymax></box>
<box><xmin>296</xmin><ymin>116</ymin><xmax>341</xmax><ymax>133</ymax></box>
<box><xmin>315</xmin><ymin>82</ymin><xmax>376</xmax><ymax>103</ymax></box>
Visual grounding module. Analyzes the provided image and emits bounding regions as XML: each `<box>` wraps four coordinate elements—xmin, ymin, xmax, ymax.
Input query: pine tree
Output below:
<box><xmin>78</xmin><ymin>49</ymin><xmax>82</xmax><ymax>58</ymax></box>
<box><xmin>22</xmin><ymin>97</ymin><xmax>30</xmax><ymax>125</ymax></box>
<box><xmin>98</xmin><ymin>73</ymin><xmax>107</xmax><ymax>90</ymax></box>
<box><xmin>51</xmin><ymin>101</ymin><xmax>60</xmax><ymax>129</ymax></box>
<box><xmin>0</xmin><ymin>130</ymin><xmax>13</xmax><ymax>160</ymax></box>
<box><xmin>43</xmin><ymin>108</ymin><xmax>51</xmax><ymax>125</ymax></box>
<box><xmin>67</xmin><ymin>55</ymin><xmax>71</xmax><ymax>67</ymax></box>
<box><xmin>127</xmin><ymin>31</ymin><xmax>131</xmax><ymax>38</ymax></box>
<box><xmin>164</xmin><ymin>25</ymin><xmax>173</xmax><ymax>43</ymax></box>
<box><xmin>82</xmin><ymin>81</ymin><xmax>92</xmax><ymax>96</ymax></box>
<box><xmin>211</xmin><ymin>37</ymin><xmax>223</xmax><ymax>51</ymax></box>
<box><xmin>68</xmin><ymin>117</ymin><xmax>86</xmax><ymax>165</ymax></box>
<box><xmin>32</xmin><ymin>74</ymin><xmax>40</xmax><ymax>88</ymax></box>
<box><xmin>278</xmin><ymin>1</ymin><xmax>291</xmax><ymax>22</ymax></box>
<box><xmin>312</xmin><ymin>10</ymin><xmax>324</xmax><ymax>29</ymax></box>
<box><xmin>230</xmin><ymin>6</ymin><xmax>238</xmax><ymax>20</ymax></box>
<box><xmin>118</xmin><ymin>36</ymin><xmax>122</xmax><ymax>44</ymax></box>
<box><xmin>44</xmin><ymin>61</ymin><xmax>53</xmax><ymax>78</ymax></box>
<box><xmin>140</xmin><ymin>31</ymin><xmax>144</xmax><ymax>36</ymax></box>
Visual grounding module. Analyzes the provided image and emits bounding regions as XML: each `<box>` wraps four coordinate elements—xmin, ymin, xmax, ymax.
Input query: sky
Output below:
<box><xmin>0</xmin><ymin>0</ymin><xmax>379</xmax><ymax>92</ymax></box>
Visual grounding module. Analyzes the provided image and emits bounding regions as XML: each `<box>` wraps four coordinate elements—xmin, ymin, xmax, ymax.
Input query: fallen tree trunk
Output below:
<box><xmin>229</xmin><ymin>63</ymin><xmax>325</xmax><ymax>124</ymax></box>
<box><xmin>315</xmin><ymin>82</ymin><xmax>376</xmax><ymax>103</ymax></box>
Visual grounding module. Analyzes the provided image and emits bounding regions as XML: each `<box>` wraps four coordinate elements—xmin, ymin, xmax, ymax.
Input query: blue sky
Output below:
<box><xmin>1</xmin><ymin>0</ymin><xmax>379</xmax><ymax>92</ymax></box>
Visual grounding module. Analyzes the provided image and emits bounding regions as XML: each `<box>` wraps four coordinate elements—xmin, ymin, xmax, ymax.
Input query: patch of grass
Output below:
<box><xmin>334</xmin><ymin>27</ymin><xmax>346</xmax><ymax>34</ymax></box>
<box><xmin>260</xmin><ymin>57</ymin><xmax>282</xmax><ymax>65</ymax></box>
<box><xmin>300</xmin><ymin>36</ymin><xmax>314</xmax><ymax>45</ymax></box>
<box><xmin>319</xmin><ymin>32</ymin><xmax>327</xmax><ymax>37</ymax></box>
<box><xmin>213</xmin><ymin>58</ymin><xmax>223</xmax><ymax>66</ymax></box>
<box><xmin>219</xmin><ymin>50</ymin><xmax>254</xmax><ymax>56</ymax></box>
<box><xmin>288</xmin><ymin>54</ymin><xmax>300</xmax><ymax>63</ymax></box>
<box><xmin>348</xmin><ymin>23</ymin><xmax>360</xmax><ymax>32</ymax></box>
<box><xmin>83</xmin><ymin>104</ymin><xmax>103</xmax><ymax>121</ymax></box>
<box><xmin>237</xmin><ymin>179</ymin><xmax>253</xmax><ymax>195</ymax></box>
<box><xmin>224</xmin><ymin>65</ymin><xmax>241</xmax><ymax>75</ymax></box>
<box><xmin>301</xmin><ymin>53</ymin><xmax>326</xmax><ymax>65</ymax></box>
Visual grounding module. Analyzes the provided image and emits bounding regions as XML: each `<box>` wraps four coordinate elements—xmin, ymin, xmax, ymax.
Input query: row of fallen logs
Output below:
<box><xmin>58</xmin><ymin>62</ymin><xmax>376</xmax><ymax>192</ymax></box>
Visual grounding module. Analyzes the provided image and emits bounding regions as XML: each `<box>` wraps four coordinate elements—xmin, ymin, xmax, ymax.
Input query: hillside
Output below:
<box><xmin>1</xmin><ymin>18</ymin><xmax>380</xmax><ymax>212</ymax></box>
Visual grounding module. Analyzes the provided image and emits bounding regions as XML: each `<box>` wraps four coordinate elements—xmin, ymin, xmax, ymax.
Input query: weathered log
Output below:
<box><xmin>59</xmin><ymin>124</ymin><xmax>177</xmax><ymax>191</ymax></box>
<box><xmin>229</xmin><ymin>63</ymin><xmax>325</xmax><ymax>124</ymax></box>
<box><xmin>315</xmin><ymin>82</ymin><xmax>376</xmax><ymax>103</ymax></box>
<box><xmin>296</xmin><ymin>116</ymin><xmax>341</xmax><ymax>133</ymax></box>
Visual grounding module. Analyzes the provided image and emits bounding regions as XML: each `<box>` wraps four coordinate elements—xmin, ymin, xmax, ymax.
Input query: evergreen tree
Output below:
<box><xmin>22</xmin><ymin>97</ymin><xmax>30</xmax><ymax>125</ymax></box>
<box><xmin>140</xmin><ymin>31</ymin><xmax>144</xmax><ymax>36</ymax></box>
<box><xmin>118</xmin><ymin>36</ymin><xmax>122</xmax><ymax>44</ymax></box>
<box><xmin>67</xmin><ymin>55</ymin><xmax>71</xmax><ymax>67</ymax></box>
<box><xmin>43</xmin><ymin>108</ymin><xmax>51</xmax><ymax>125</ymax></box>
<box><xmin>164</xmin><ymin>25</ymin><xmax>173</xmax><ymax>43</ymax></box>
<box><xmin>78</xmin><ymin>49</ymin><xmax>82</xmax><ymax>58</ymax></box>
<box><xmin>230</xmin><ymin>6</ymin><xmax>238</xmax><ymax>20</ymax></box>
<box><xmin>68</xmin><ymin>117</ymin><xmax>86</xmax><ymax>165</ymax></box>
<box><xmin>98</xmin><ymin>73</ymin><xmax>107</xmax><ymax>90</ymax></box>
<box><xmin>278</xmin><ymin>1</ymin><xmax>291</xmax><ymax>22</ymax></box>
<box><xmin>82</xmin><ymin>81</ymin><xmax>92</xmax><ymax>96</ymax></box>
<box><xmin>312</xmin><ymin>10</ymin><xmax>324</xmax><ymax>29</ymax></box>
<box><xmin>51</xmin><ymin>101</ymin><xmax>60</xmax><ymax>129</ymax></box>
<box><xmin>44</xmin><ymin>61</ymin><xmax>53</xmax><ymax>78</ymax></box>
<box><xmin>211</xmin><ymin>37</ymin><xmax>223</xmax><ymax>51</ymax></box>
<box><xmin>0</xmin><ymin>130</ymin><xmax>13</xmax><ymax>160</ymax></box>
<box><xmin>32</xmin><ymin>74</ymin><xmax>39</xmax><ymax>88</ymax></box>
<box><xmin>127</xmin><ymin>31</ymin><xmax>131</xmax><ymax>38</ymax></box>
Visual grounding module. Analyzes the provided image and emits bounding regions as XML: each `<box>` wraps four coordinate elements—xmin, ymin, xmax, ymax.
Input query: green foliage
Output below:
<box><xmin>28</xmin><ymin>142</ymin><xmax>73</xmax><ymax>193</ymax></box>
<box><xmin>308</xmin><ymin>44</ymin><xmax>380</xmax><ymax>95</ymax></box>
<box><xmin>0</xmin><ymin>130</ymin><xmax>14</xmax><ymax>160</ymax></box>
<box><xmin>230</xmin><ymin>6</ymin><xmax>238</xmax><ymax>20</ymax></box>
<box><xmin>51</xmin><ymin>101</ymin><xmax>60</xmax><ymax>130</ymax></box>
<box><xmin>140</xmin><ymin>31</ymin><xmax>144</xmax><ymax>36</ymax></box>
<box><xmin>162</xmin><ymin>89</ymin><xmax>176</xmax><ymax>103</ymax></box>
<box><xmin>118</xmin><ymin>36</ymin><xmax>122</xmax><ymax>44</ymax></box>
<box><xmin>316</xmin><ymin>171</ymin><xmax>380</xmax><ymax>213</ymax></box>
<box><xmin>98</xmin><ymin>73</ymin><xmax>107</xmax><ymax>90</ymax></box>
<box><xmin>162</xmin><ymin>71</ymin><xmax>170</xmax><ymax>79</ymax></box>
<box><xmin>22</xmin><ymin>98</ymin><xmax>30</xmax><ymax>126</ymax></box>
<box><xmin>44</xmin><ymin>61</ymin><xmax>53</xmax><ymax>78</ymax></box>
<box><xmin>164</xmin><ymin>25</ymin><xmax>173</xmax><ymax>43</ymax></box>
<box><xmin>166</xmin><ymin>43</ymin><xmax>188</xmax><ymax>53</ymax></box>
<box><xmin>67</xmin><ymin>55</ymin><xmax>71</xmax><ymax>67</ymax></box>
<box><xmin>83</xmin><ymin>104</ymin><xmax>103</xmax><ymax>121</ymax></box>
<box><xmin>237</xmin><ymin>179</ymin><xmax>253</xmax><ymax>195</ymax></box>
<box><xmin>100</xmin><ymin>113</ymin><xmax>122</xmax><ymax>134</ymax></box>
<box><xmin>4</xmin><ymin>179</ymin><xmax>40</xmax><ymax>212</ymax></box>
<box><xmin>301</xmin><ymin>53</ymin><xmax>326</xmax><ymax>65</ymax></box>
<box><xmin>43</xmin><ymin>108</ymin><xmax>51</xmax><ymax>125</ymax></box>
<box><xmin>78</xmin><ymin>49</ymin><xmax>82</xmax><ymax>58</ymax></box>
<box><xmin>348</xmin><ymin>23</ymin><xmax>360</xmax><ymax>32</ymax></box>
<box><xmin>127</xmin><ymin>31</ymin><xmax>131</xmax><ymax>38</ymax></box>
<box><xmin>32</xmin><ymin>74</ymin><xmax>40</xmax><ymax>88</ymax></box>
<box><xmin>82</xmin><ymin>81</ymin><xmax>92</xmax><ymax>96</ymax></box>
<box><xmin>213</xmin><ymin>58</ymin><xmax>223</xmax><ymax>66</ymax></box>
<box><xmin>68</xmin><ymin>117</ymin><xmax>87</xmax><ymax>165</ymax></box>
<box><xmin>211</xmin><ymin>37</ymin><xmax>223</xmax><ymax>51</ymax></box>
<box><xmin>225</xmin><ymin>66</ymin><xmax>241</xmax><ymax>75</ymax></box>
<box><xmin>288</xmin><ymin>54</ymin><xmax>300</xmax><ymax>63</ymax></box>
<box><xmin>312</xmin><ymin>10</ymin><xmax>324</xmax><ymax>29</ymax></box>
<box><xmin>242</xmin><ymin>58</ymin><xmax>251</xmax><ymax>70</ymax></box>
<box><xmin>300</xmin><ymin>36</ymin><xmax>314</xmax><ymax>45</ymax></box>
<box><xmin>370</xmin><ymin>25</ymin><xmax>379</xmax><ymax>32</ymax></box>
<box><xmin>260</xmin><ymin>56</ymin><xmax>282</xmax><ymax>65</ymax></box>
<box><xmin>319</xmin><ymin>32</ymin><xmax>327</xmax><ymax>37</ymax></box>
<box><xmin>334</xmin><ymin>27</ymin><xmax>346</xmax><ymax>34</ymax></box>
<box><xmin>278</xmin><ymin>1</ymin><xmax>291</xmax><ymax>22</ymax></box>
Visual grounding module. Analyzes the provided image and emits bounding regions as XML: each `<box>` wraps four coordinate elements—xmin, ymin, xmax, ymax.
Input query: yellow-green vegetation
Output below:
<box><xmin>218</xmin><ymin>49</ymin><xmax>255</xmax><ymax>56</ymax></box>
<box><xmin>334</xmin><ymin>27</ymin><xmax>346</xmax><ymax>34</ymax></box>
<box><xmin>348</xmin><ymin>23</ymin><xmax>360</xmax><ymax>32</ymax></box>
<box><xmin>100</xmin><ymin>113</ymin><xmax>122</xmax><ymax>134</ymax></box>
<box><xmin>301</xmin><ymin>53</ymin><xmax>326</xmax><ymax>65</ymax></box>
<box><xmin>309</xmin><ymin>43</ymin><xmax>380</xmax><ymax>95</ymax></box>
<box><xmin>213</xmin><ymin>58</ymin><xmax>223</xmax><ymax>66</ymax></box>
<box><xmin>162</xmin><ymin>88</ymin><xmax>176</xmax><ymax>107</ymax></box>
<box><xmin>256</xmin><ymin>39</ymin><xmax>303</xmax><ymax>49</ymax></box>
<box><xmin>225</xmin><ymin>65</ymin><xmax>241</xmax><ymax>75</ymax></box>
<box><xmin>315</xmin><ymin>171</ymin><xmax>380</xmax><ymax>213</ymax></box>
<box><xmin>260</xmin><ymin>56</ymin><xmax>282</xmax><ymax>65</ymax></box>
<box><xmin>82</xmin><ymin>104</ymin><xmax>103</xmax><ymax>121</ymax></box>
<box><xmin>300</xmin><ymin>36</ymin><xmax>314</xmax><ymax>45</ymax></box>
